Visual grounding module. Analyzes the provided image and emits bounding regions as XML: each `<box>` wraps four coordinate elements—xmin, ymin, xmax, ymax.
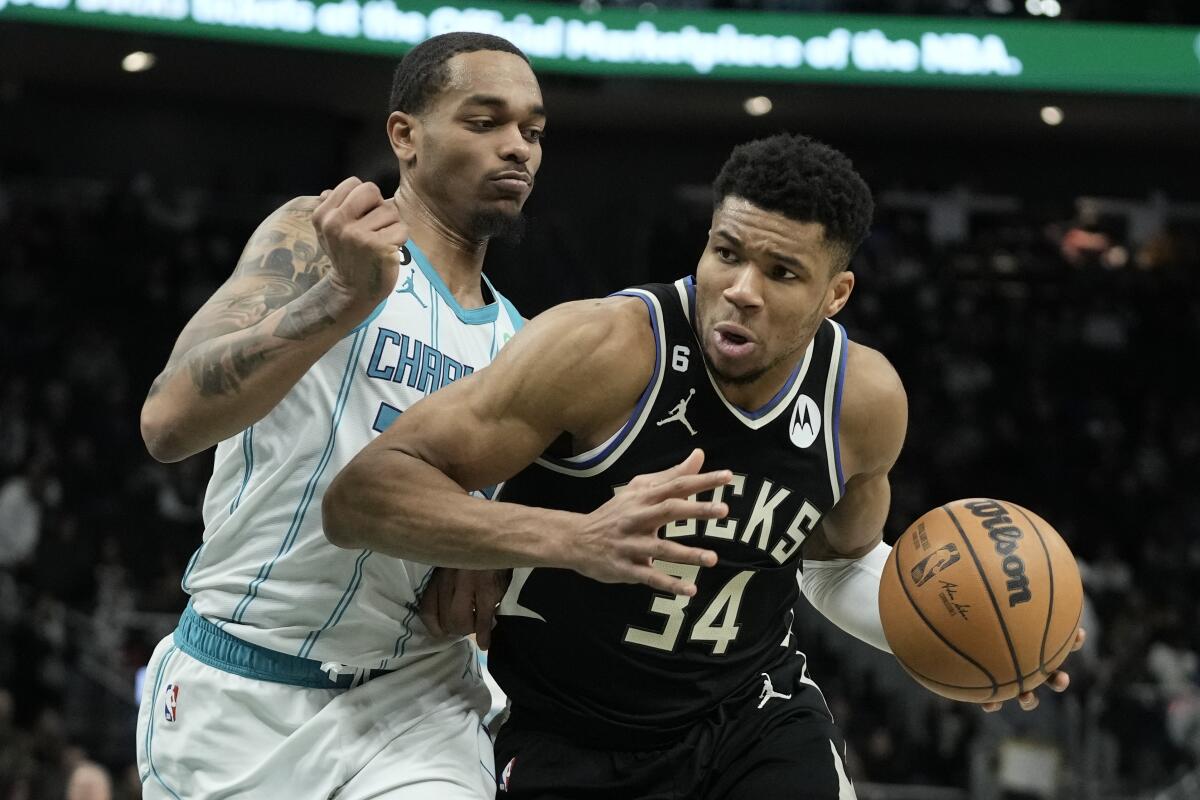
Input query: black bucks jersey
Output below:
<box><xmin>489</xmin><ymin>276</ymin><xmax>849</xmax><ymax>747</ymax></box>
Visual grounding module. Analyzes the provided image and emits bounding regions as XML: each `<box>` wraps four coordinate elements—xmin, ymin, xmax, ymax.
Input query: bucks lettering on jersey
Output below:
<box><xmin>490</xmin><ymin>277</ymin><xmax>847</xmax><ymax>744</ymax></box>
<box><xmin>184</xmin><ymin>241</ymin><xmax>523</xmax><ymax>669</ymax></box>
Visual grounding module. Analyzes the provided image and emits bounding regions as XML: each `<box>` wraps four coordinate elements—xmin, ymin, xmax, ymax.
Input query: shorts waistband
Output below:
<box><xmin>173</xmin><ymin>605</ymin><xmax>395</xmax><ymax>690</ymax></box>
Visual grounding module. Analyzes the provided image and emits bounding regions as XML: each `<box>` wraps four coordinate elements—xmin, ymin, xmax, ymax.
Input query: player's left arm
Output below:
<box><xmin>799</xmin><ymin>342</ymin><xmax>906</xmax><ymax>653</ymax></box>
<box><xmin>801</xmin><ymin>342</ymin><xmax>1086</xmax><ymax>710</ymax></box>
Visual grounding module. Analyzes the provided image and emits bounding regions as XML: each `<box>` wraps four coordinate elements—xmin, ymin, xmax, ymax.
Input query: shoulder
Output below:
<box><xmin>838</xmin><ymin>340</ymin><xmax>908</xmax><ymax>478</ymax></box>
<box><xmin>263</xmin><ymin>196</ymin><xmax>321</xmax><ymax>232</ymax></box>
<box><xmin>516</xmin><ymin>295</ymin><xmax>655</xmax><ymax>378</ymax></box>
<box><xmin>496</xmin><ymin>295</ymin><xmax>656</xmax><ymax>432</ymax></box>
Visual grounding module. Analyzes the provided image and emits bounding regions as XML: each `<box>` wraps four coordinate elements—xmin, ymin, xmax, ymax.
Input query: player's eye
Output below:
<box><xmin>523</xmin><ymin>128</ymin><xmax>545</xmax><ymax>143</ymax></box>
<box><xmin>715</xmin><ymin>247</ymin><xmax>737</xmax><ymax>263</ymax></box>
<box><xmin>771</xmin><ymin>265</ymin><xmax>799</xmax><ymax>281</ymax></box>
<box><xmin>467</xmin><ymin>118</ymin><xmax>497</xmax><ymax>130</ymax></box>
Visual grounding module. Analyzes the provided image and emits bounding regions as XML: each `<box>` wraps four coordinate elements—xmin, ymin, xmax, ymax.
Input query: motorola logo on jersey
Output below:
<box><xmin>789</xmin><ymin>395</ymin><xmax>821</xmax><ymax>449</ymax></box>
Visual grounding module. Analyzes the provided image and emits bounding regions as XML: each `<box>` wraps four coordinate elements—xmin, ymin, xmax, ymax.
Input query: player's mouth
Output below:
<box><xmin>489</xmin><ymin>170</ymin><xmax>533</xmax><ymax>196</ymax></box>
<box><xmin>712</xmin><ymin>323</ymin><xmax>756</xmax><ymax>359</ymax></box>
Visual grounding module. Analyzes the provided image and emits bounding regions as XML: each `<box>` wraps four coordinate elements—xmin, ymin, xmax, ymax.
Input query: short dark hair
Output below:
<box><xmin>389</xmin><ymin>33</ymin><xmax>530</xmax><ymax>116</ymax></box>
<box><xmin>713</xmin><ymin>133</ymin><xmax>874</xmax><ymax>268</ymax></box>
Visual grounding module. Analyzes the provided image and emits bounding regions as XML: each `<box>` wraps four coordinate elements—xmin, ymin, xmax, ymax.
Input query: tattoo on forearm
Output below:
<box><xmin>188</xmin><ymin>337</ymin><xmax>288</xmax><ymax>397</ymax></box>
<box><xmin>275</xmin><ymin>284</ymin><xmax>341</xmax><ymax>340</ymax></box>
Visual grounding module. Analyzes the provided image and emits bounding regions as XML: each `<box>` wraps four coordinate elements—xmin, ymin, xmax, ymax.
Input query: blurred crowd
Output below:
<box><xmin>0</xmin><ymin>169</ymin><xmax>1197</xmax><ymax>799</ymax></box>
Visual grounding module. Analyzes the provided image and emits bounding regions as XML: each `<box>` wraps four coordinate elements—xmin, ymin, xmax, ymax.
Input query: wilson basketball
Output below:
<box><xmin>878</xmin><ymin>499</ymin><xmax>1083</xmax><ymax>703</ymax></box>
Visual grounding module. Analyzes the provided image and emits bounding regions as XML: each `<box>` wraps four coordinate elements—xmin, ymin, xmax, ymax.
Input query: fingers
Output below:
<box><xmin>653</xmin><ymin>540</ymin><xmax>719</xmax><ymax>569</ymax></box>
<box><xmin>315</xmin><ymin>176</ymin><xmax>363</xmax><ymax>219</ymax></box>
<box><xmin>340</xmin><ymin>180</ymin><xmax>387</xmax><ymax>220</ymax></box>
<box><xmin>418</xmin><ymin>568</ymin><xmax>448</xmax><ymax>638</ymax></box>
<box><xmin>1046</xmin><ymin>671</ymin><xmax>1071</xmax><ymax>692</ymax></box>
<box><xmin>360</xmin><ymin>200</ymin><xmax>402</xmax><ymax>233</ymax></box>
<box><xmin>632</xmin><ymin>565</ymin><xmax>700</xmax><ymax>597</ymax></box>
<box><xmin>1071</xmin><ymin>628</ymin><xmax>1087</xmax><ymax>651</ymax></box>
<box><xmin>980</xmin><ymin>701</ymin><xmax>1001</xmax><ymax>713</ymax></box>
<box><xmin>636</xmin><ymin>497</ymin><xmax>728</xmax><ymax>533</ymax></box>
<box><xmin>629</xmin><ymin>449</ymin><xmax>706</xmax><ymax>488</ymax></box>
<box><xmin>473</xmin><ymin>573</ymin><xmax>505</xmax><ymax>651</ymax></box>
<box><xmin>1018</xmin><ymin>692</ymin><xmax>1039</xmax><ymax>711</ymax></box>
<box><xmin>644</xmin><ymin>471</ymin><xmax>733</xmax><ymax>505</ymax></box>
<box><xmin>375</xmin><ymin>222</ymin><xmax>412</xmax><ymax>250</ymax></box>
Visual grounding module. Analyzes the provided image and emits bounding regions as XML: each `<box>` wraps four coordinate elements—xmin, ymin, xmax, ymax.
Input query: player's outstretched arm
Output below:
<box><xmin>140</xmin><ymin>178</ymin><xmax>405</xmax><ymax>462</ymax></box>
<box><xmin>799</xmin><ymin>343</ymin><xmax>908</xmax><ymax>652</ymax></box>
<box><xmin>323</xmin><ymin>297</ymin><xmax>728</xmax><ymax>597</ymax></box>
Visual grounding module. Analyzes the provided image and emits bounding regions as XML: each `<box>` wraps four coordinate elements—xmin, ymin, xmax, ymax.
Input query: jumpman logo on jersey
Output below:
<box><xmin>395</xmin><ymin>267</ymin><xmax>427</xmax><ymax>308</ymax></box>
<box><xmin>657</xmin><ymin>388</ymin><xmax>697</xmax><ymax>436</ymax></box>
<box><xmin>758</xmin><ymin>673</ymin><xmax>793</xmax><ymax>708</ymax></box>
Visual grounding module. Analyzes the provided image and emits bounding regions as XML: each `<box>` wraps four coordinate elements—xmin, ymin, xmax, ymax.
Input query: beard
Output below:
<box><xmin>467</xmin><ymin>208</ymin><xmax>528</xmax><ymax>245</ymax></box>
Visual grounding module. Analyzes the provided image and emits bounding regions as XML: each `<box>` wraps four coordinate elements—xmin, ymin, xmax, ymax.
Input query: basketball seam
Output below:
<box><xmin>893</xmin><ymin>616</ymin><xmax>1079</xmax><ymax>692</ymax></box>
<box><xmin>942</xmin><ymin>505</ymin><xmax>1026</xmax><ymax>695</ymax></box>
<box><xmin>1009</xmin><ymin>503</ymin><xmax>1056</xmax><ymax>674</ymax></box>
<box><xmin>889</xmin><ymin>530</ymin><xmax>999</xmax><ymax>696</ymax></box>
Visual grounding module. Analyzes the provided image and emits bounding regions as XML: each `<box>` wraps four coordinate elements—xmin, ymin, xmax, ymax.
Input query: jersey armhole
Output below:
<box><xmin>536</xmin><ymin>290</ymin><xmax>666</xmax><ymax>477</ymax></box>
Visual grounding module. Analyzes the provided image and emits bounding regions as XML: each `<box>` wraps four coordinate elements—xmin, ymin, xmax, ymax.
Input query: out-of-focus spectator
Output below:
<box><xmin>66</xmin><ymin>761</ymin><xmax>113</xmax><ymax>800</ymax></box>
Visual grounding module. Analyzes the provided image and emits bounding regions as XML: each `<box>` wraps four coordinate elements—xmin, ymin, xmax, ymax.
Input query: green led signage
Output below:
<box><xmin>3</xmin><ymin>0</ymin><xmax>1199</xmax><ymax>94</ymax></box>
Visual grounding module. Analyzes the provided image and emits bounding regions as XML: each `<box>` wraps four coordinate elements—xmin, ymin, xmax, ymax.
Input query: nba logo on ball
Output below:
<box><xmin>789</xmin><ymin>395</ymin><xmax>821</xmax><ymax>449</ymax></box>
<box><xmin>499</xmin><ymin>757</ymin><xmax>516</xmax><ymax>792</ymax></box>
<box><xmin>163</xmin><ymin>684</ymin><xmax>179</xmax><ymax>723</ymax></box>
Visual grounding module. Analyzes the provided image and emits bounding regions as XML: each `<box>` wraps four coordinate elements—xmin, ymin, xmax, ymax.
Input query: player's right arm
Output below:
<box><xmin>140</xmin><ymin>178</ymin><xmax>404</xmax><ymax>462</ymax></box>
<box><xmin>323</xmin><ymin>297</ymin><xmax>729</xmax><ymax>596</ymax></box>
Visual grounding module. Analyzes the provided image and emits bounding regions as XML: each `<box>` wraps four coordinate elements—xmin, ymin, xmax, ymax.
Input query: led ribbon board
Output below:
<box><xmin>3</xmin><ymin>0</ymin><xmax>1199</xmax><ymax>94</ymax></box>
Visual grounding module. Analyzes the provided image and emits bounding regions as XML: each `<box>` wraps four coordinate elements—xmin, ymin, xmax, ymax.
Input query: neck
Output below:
<box><xmin>394</xmin><ymin>181</ymin><xmax>489</xmax><ymax>309</ymax></box>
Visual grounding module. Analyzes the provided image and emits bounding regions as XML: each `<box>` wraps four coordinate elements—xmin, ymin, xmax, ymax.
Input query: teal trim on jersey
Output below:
<box><xmin>431</xmin><ymin>285</ymin><xmax>440</xmax><ymax>351</ymax></box>
<box><xmin>348</xmin><ymin>298</ymin><xmax>387</xmax><ymax>337</ymax></box>
<box><xmin>231</xmin><ymin>327</ymin><xmax>368</xmax><ymax>624</ymax></box>
<box><xmin>173</xmin><ymin>605</ymin><xmax>395</xmax><ymax>689</ymax></box>
<box><xmin>143</xmin><ymin>645</ymin><xmax>183</xmax><ymax>800</ymax></box>
<box><xmin>180</xmin><ymin>544</ymin><xmax>204</xmax><ymax>593</ymax></box>
<box><xmin>406</xmin><ymin>240</ymin><xmax>500</xmax><ymax>325</ymax></box>
<box><xmin>493</xmin><ymin>282</ymin><xmax>524</xmax><ymax>333</ymax></box>
<box><xmin>392</xmin><ymin>567</ymin><xmax>437</xmax><ymax>659</ymax></box>
<box><xmin>229</xmin><ymin>425</ymin><xmax>255</xmax><ymax>514</ymax></box>
<box><xmin>296</xmin><ymin>548</ymin><xmax>373</xmax><ymax>658</ymax></box>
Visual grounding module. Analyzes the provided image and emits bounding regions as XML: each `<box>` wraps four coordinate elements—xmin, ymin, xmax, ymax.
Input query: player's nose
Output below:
<box><xmin>722</xmin><ymin>267</ymin><xmax>763</xmax><ymax>309</ymax></box>
<box><xmin>498</xmin><ymin>124</ymin><xmax>531</xmax><ymax>164</ymax></box>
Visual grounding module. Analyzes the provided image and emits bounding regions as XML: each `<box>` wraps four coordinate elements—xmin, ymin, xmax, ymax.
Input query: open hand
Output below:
<box><xmin>572</xmin><ymin>449</ymin><xmax>728</xmax><ymax>596</ymax></box>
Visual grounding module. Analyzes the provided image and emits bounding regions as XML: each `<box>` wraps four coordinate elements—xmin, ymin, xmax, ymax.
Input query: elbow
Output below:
<box><xmin>321</xmin><ymin>472</ymin><xmax>360</xmax><ymax>549</ymax></box>
<box><xmin>140</xmin><ymin>400</ymin><xmax>191</xmax><ymax>463</ymax></box>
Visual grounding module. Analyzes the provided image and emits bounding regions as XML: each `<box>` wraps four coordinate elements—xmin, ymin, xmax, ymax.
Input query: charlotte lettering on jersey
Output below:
<box><xmin>366</xmin><ymin>328</ymin><xmax>475</xmax><ymax>393</ymax></box>
<box><xmin>631</xmin><ymin>472</ymin><xmax>821</xmax><ymax>565</ymax></box>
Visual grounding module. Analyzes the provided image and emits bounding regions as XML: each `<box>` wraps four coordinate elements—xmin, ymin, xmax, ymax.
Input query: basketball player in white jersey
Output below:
<box><xmin>135</xmin><ymin>32</ymin><xmax>724</xmax><ymax>799</ymax></box>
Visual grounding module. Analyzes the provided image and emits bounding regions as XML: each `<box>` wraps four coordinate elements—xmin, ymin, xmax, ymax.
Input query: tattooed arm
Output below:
<box><xmin>141</xmin><ymin>179</ymin><xmax>405</xmax><ymax>462</ymax></box>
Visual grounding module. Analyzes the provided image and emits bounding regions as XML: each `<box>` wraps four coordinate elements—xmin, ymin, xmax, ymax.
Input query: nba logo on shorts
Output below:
<box><xmin>163</xmin><ymin>684</ymin><xmax>179</xmax><ymax>723</ymax></box>
<box><xmin>499</xmin><ymin>757</ymin><xmax>516</xmax><ymax>792</ymax></box>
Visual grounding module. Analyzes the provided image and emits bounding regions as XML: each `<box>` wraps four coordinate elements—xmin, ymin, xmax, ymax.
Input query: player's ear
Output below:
<box><xmin>824</xmin><ymin>270</ymin><xmax>854</xmax><ymax>318</ymax></box>
<box><xmin>388</xmin><ymin>111</ymin><xmax>419</xmax><ymax>168</ymax></box>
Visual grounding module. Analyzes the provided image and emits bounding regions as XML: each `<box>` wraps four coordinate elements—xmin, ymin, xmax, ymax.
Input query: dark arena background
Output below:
<box><xmin>2</xmin><ymin>0</ymin><xmax>1199</xmax><ymax>797</ymax></box>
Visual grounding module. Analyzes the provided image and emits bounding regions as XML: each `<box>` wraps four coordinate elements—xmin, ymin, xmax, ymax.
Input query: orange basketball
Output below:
<box><xmin>878</xmin><ymin>499</ymin><xmax>1082</xmax><ymax>703</ymax></box>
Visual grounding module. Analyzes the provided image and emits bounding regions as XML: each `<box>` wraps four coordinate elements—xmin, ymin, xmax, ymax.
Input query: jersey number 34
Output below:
<box><xmin>623</xmin><ymin>562</ymin><xmax>754</xmax><ymax>655</ymax></box>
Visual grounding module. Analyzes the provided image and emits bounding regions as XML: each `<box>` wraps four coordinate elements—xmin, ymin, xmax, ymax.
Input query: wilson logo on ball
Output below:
<box><xmin>965</xmin><ymin>499</ymin><xmax>1032</xmax><ymax>607</ymax></box>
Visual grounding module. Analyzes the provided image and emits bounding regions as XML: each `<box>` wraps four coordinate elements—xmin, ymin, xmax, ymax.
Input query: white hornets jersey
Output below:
<box><xmin>183</xmin><ymin>241</ymin><xmax>523</xmax><ymax>669</ymax></box>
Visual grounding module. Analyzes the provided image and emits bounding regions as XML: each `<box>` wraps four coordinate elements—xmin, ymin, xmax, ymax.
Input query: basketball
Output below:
<box><xmin>878</xmin><ymin>499</ymin><xmax>1083</xmax><ymax>703</ymax></box>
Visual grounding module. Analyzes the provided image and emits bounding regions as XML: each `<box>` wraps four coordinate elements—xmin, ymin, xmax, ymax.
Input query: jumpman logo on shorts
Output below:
<box><xmin>395</xmin><ymin>267</ymin><xmax>427</xmax><ymax>308</ymax></box>
<box><xmin>657</xmin><ymin>388</ymin><xmax>697</xmax><ymax>436</ymax></box>
<box><xmin>758</xmin><ymin>673</ymin><xmax>792</xmax><ymax>708</ymax></box>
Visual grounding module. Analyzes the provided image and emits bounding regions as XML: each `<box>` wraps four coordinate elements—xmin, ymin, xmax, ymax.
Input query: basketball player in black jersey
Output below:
<box><xmin>323</xmin><ymin>134</ymin><xmax>1084</xmax><ymax>799</ymax></box>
